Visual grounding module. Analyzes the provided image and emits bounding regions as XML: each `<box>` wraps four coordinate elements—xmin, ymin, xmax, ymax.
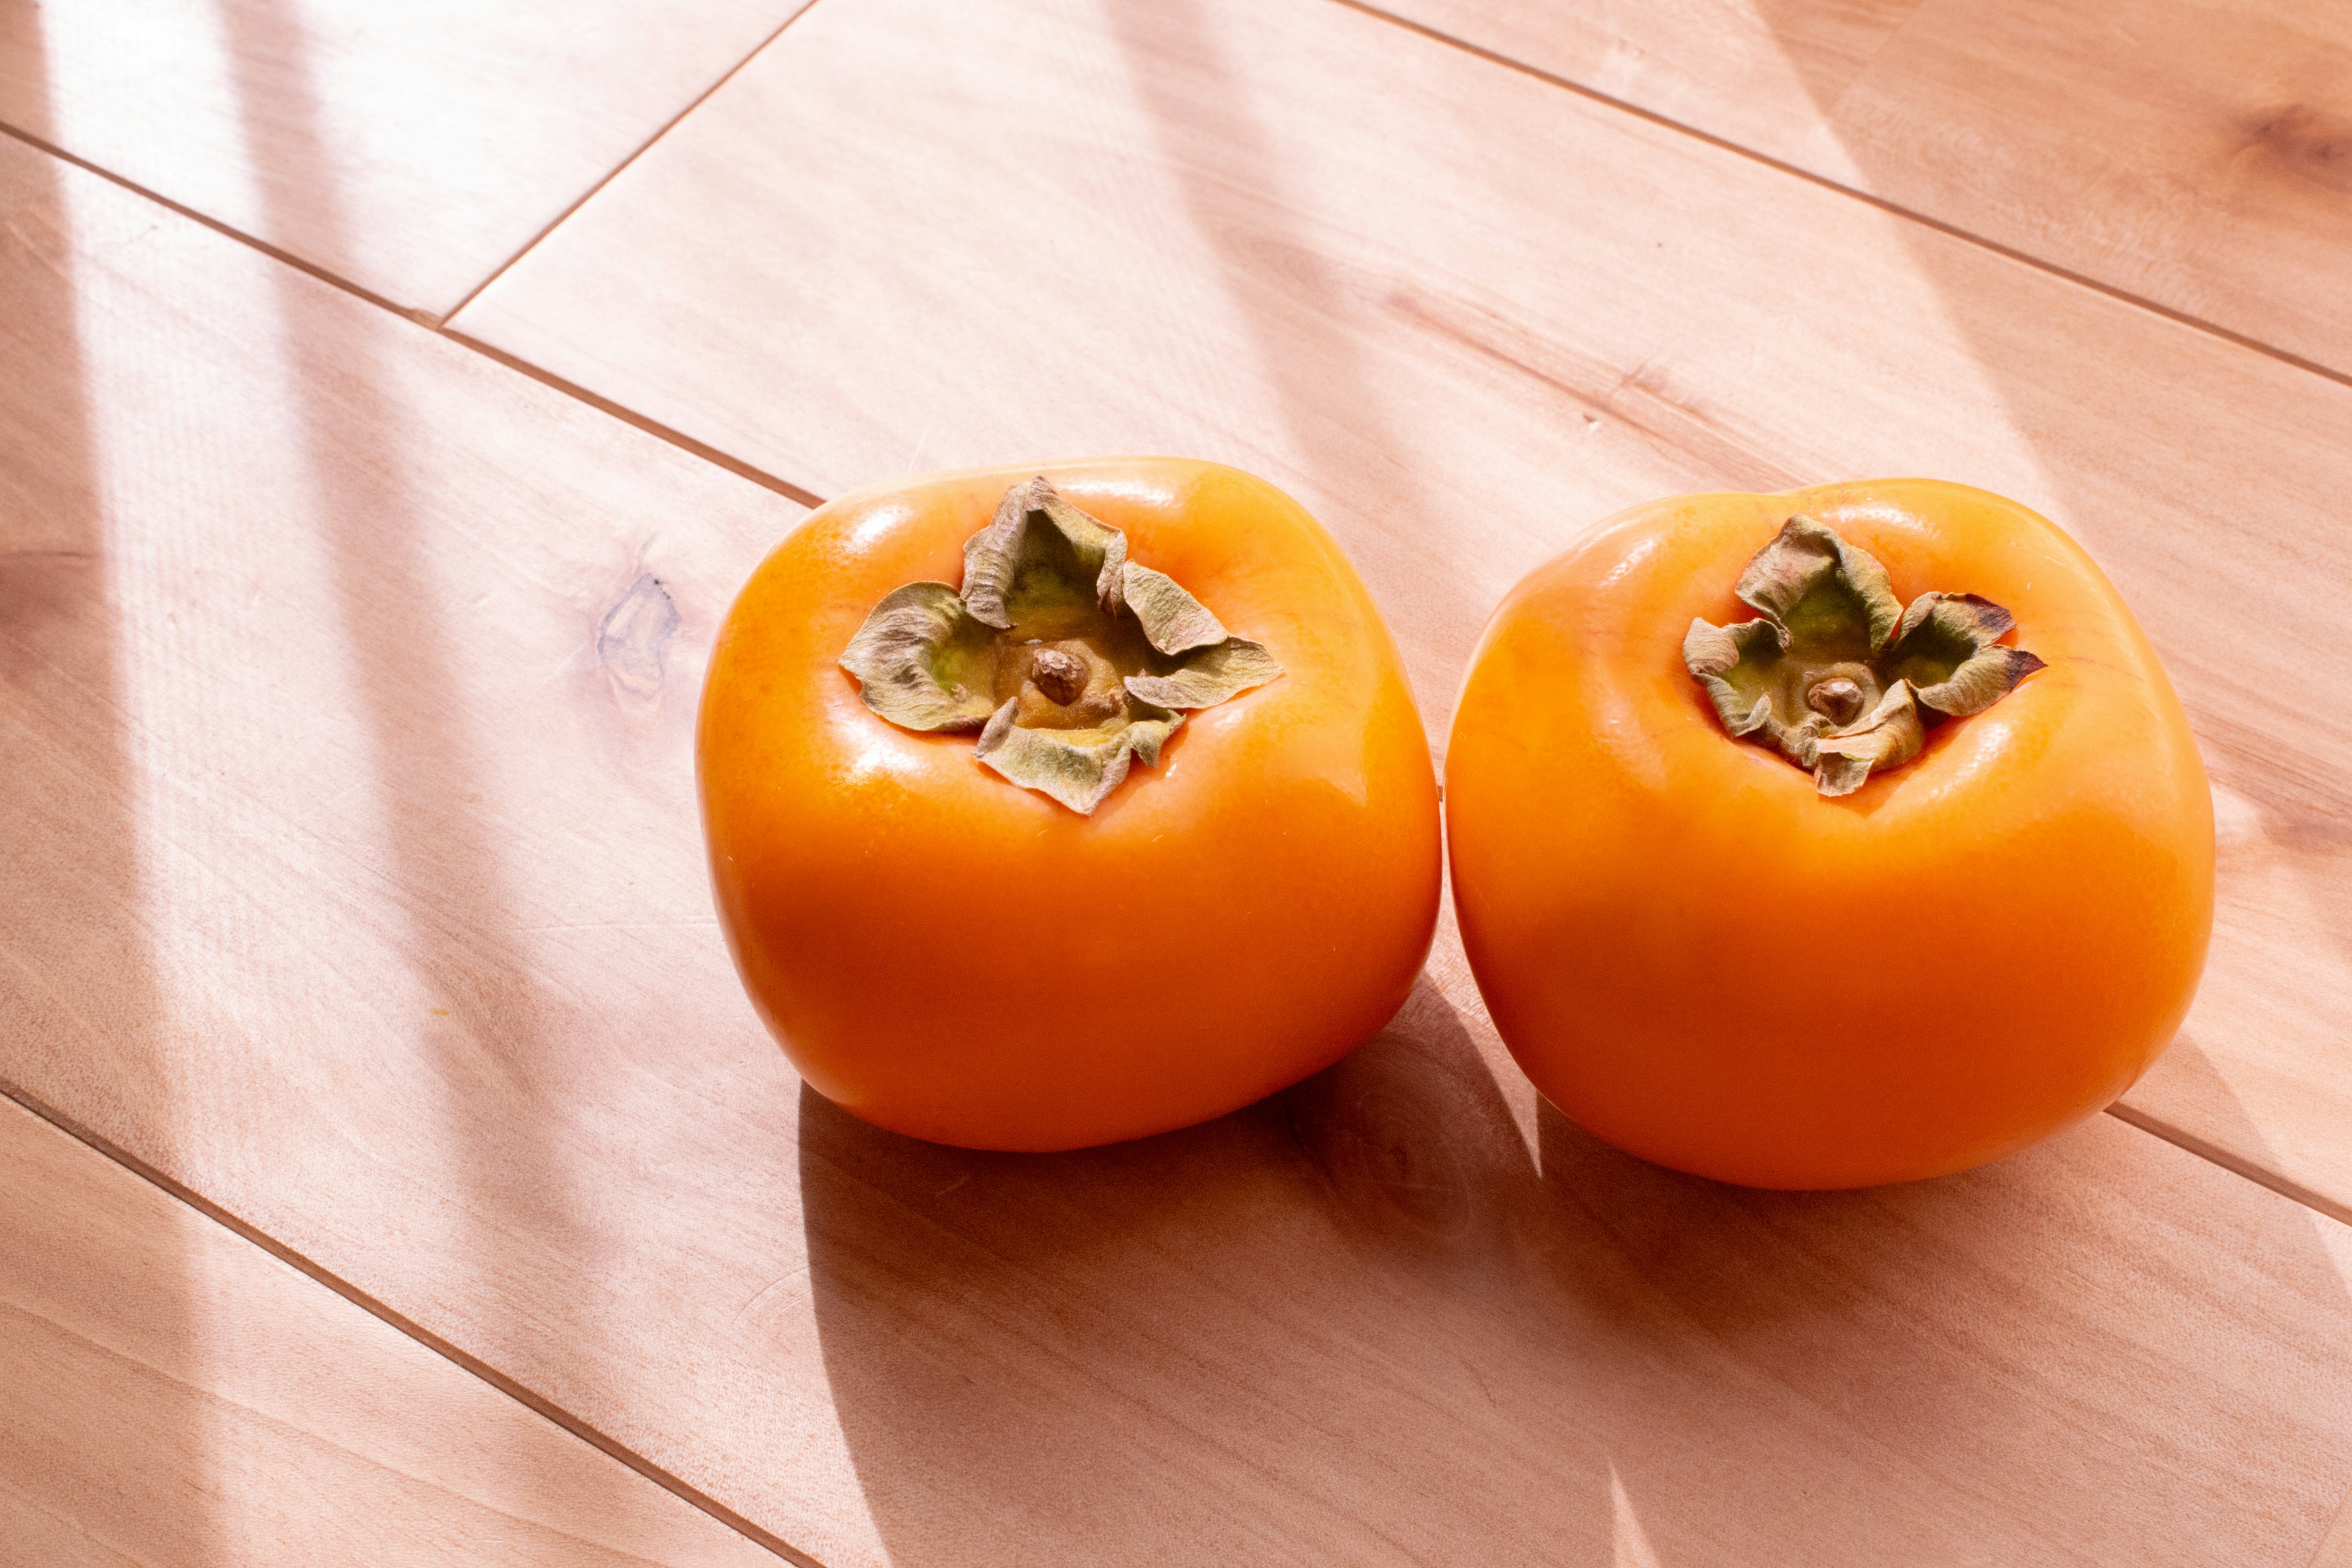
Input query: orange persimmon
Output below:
<box><xmin>1444</xmin><ymin>480</ymin><xmax>2213</xmax><ymax>1189</ymax></box>
<box><xmin>699</xmin><ymin>459</ymin><xmax>1441</xmax><ymax>1150</ymax></box>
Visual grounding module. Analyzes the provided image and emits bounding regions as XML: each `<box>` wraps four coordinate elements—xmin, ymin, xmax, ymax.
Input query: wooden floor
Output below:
<box><xmin>4</xmin><ymin>1</ymin><xmax>2350</xmax><ymax>1562</ymax></box>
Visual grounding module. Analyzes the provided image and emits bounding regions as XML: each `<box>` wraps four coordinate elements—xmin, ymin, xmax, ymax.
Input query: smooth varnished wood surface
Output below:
<box><xmin>0</xmin><ymin>0</ymin><xmax>807</xmax><ymax>313</ymax></box>
<box><xmin>0</xmin><ymin>130</ymin><xmax>834</xmax><ymax>1555</ymax></box>
<box><xmin>6</xmin><ymin>108</ymin><xmax>2352</xmax><ymax>1568</ymax></box>
<box><xmin>7</xmin><ymin>0</ymin><xmax>2352</xmax><ymax>1562</ymax></box>
<box><xmin>0</xmin><ymin>1093</ymin><xmax>786</xmax><ymax>1568</ymax></box>
<box><xmin>453</xmin><ymin>0</ymin><xmax>2352</xmax><ymax>1224</ymax></box>
<box><xmin>1366</xmin><ymin>0</ymin><xmax>2352</xmax><ymax>378</ymax></box>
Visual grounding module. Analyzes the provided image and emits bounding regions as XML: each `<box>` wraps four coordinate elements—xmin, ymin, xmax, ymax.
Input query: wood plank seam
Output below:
<box><xmin>1325</xmin><ymin>0</ymin><xmax>2352</xmax><ymax>402</ymax></box>
<box><xmin>2109</xmin><ymin>1101</ymin><xmax>2352</xmax><ymax>1231</ymax></box>
<box><xmin>2</xmin><ymin>1042</ymin><xmax>2335</xmax><ymax>1564</ymax></box>
<box><xmin>12</xmin><ymin>1</ymin><xmax>2352</xmax><ymax>467</ymax></box>
<box><xmin>11</xmin><ymin>20</ymin><xmax>2350</xmax><ymax>1558</ymax></box>
<box><xmin>0</xmin><ymin>117</ymin><xmax>426</xmax><ymax>323</ymax></box>
<box><xmin>435</xmin><ymin>0</ymin><xmax>834</xmax><ymax>324</ymax></box>
<box><xmin>0</xmin><ymin>117</ymin><xmax>820</xmax><ymax>509</ymax></box>
<box><xmin>17</xmin><ymin>0</ymin><xmax>2352</xmax><ymax>421</ymax></box>
<box><xmin>0</xmin><ymin>1289</ymin><xmax>717</xmax><ymax>1562</ymax></box>
<box><xmin>2</xmin><ymin>93</ymin><xmax>2345</xmax><ymax>1238</ymax></box>
<box><xmin>0</xmin><ymin>1076</ymin><xmax>827</xmax><ymax>1568</ymax></box>
<box><xmin>4</xmin><ymin>51</ymin><xmax>2352</xmax><ymax>1561</ymax></box>
<box><xmin>437</xmin><ymin>326</ymin><xmax>824</xmax><ymax>507</ymax></box>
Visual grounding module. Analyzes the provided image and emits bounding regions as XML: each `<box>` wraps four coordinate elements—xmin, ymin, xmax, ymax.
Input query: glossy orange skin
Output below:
<box><xmin>1446</xmin><ymin>481</ymin><xmax>2214</xmax><ymax>1189</ymax></box>
<box><xmin>700</xmin><ymin>459</ymin><xmax>1441</xmax><ymax>1150</ymax></box>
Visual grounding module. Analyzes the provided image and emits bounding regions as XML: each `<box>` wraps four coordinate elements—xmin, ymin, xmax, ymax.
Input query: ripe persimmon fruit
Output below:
<box><xmin>699</xmin><ymin>459</ymin><xmax>1441</xmax><ymax>1150</ymax></box>
<box><xmin>1445</xmin><ymin>480</ymin><xmax>2213</xmax><ymax>1189</ymax></box>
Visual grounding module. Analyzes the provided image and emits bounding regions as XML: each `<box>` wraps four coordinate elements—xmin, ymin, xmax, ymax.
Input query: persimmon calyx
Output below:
<box><xmin>1681</xmin><ymin>514</ymin><xmax>2045</xmax><ymax>796</ymax></box>
<box><xmin>839</xmin><ymin>477</ymin><xmax>1284</xmax><ymax>814</ymax></box>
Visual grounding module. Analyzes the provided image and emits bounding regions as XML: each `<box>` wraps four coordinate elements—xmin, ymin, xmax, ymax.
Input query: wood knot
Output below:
<box><xmin>1286</xmin><ymin>1069</ymin><xmax>1474</xmax><ymax>1244</ymax></box>
<box><xmin>2244</xmin><ymin>105</ymin><xmax>2352</xmax><ymax>195</ymax></box>
<box><xmin>597</xmin><ymin>574</ymin><xmax>679</xmax><ymax>701</ymax></box>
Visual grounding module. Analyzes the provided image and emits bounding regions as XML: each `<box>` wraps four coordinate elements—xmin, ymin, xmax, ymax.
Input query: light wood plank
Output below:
<box><xmin>2316</xmin><ymin>1488</ymin><xmax>2352</xmax><ymax>1568</ymax></box>
<box><xmin>1364</xmin><ymin>0</ymin><xmax>2352</xmax><ymax>377</ymax></box>
<box><xmin>451</xmin><ymin>0</ymin><xmax>2352</xmax><ymax>1223</ymax></box>
<box><xmin>0</xmin><ymin>0</ymin><xmax>807</xmax><ymax>314</ymax></box>
<box><xmin>5</xmin><ymin>114</ymin><xmax>2352</xmax><ymax>1568</ymax></box>
<box><xmin>0</xmin><ymin>1093</ymin><xmax>783</xmax><ymax>1568</ymax></box>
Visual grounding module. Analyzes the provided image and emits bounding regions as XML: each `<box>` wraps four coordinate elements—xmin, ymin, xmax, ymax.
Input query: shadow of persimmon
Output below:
<box><xmin>797</xmin><ymin>951</ymin><xmax>2352</xmax><ymax>1566</ymax></box>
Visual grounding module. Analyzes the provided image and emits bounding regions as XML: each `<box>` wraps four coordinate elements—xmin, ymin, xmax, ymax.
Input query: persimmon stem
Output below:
<box><xmin>838</xmin><ymin>478</ymin><xmax>1284</xmax><ymax>814</ymax></box>
<box><xmin>1029</xmin><ymin>647</ymin><xmax>1087</xmax><ymax>705</ymax></box>
<box><xmin>1682</xmin><ymin>515</ymin><xmax>2045</xmax><ymax>796</ymax></box>
<box><xmin>1806</xmin><ymin>677</ymin><xmax>1864</xmax><ymax>726</ymax></box>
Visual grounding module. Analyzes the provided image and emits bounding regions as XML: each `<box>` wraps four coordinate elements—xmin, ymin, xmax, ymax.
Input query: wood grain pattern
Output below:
<box><xmin>453</xmin><ymin>0</ymin><xmax>2352</xmax><ymax>1223</ymax></box>
<box><xmin>1363</xmin><ymin>0</ymin><xmax>2352</xmax><ymax>376</ymax></box>
<box><xmin>6</xmin><ymin>113</ymin><xmax>2352</xmax><ymax>1568</ymax></box>
<box><xmin>0</xmin><ymin>0</ymin><xmax>806</xmax><ymax>314</ymax></box>
<box><xmin>0</xmin><ymin>1093</ymin><xmax>782</xmax><ymax>1568</ymax></box>
<box><xmin>2316</xmin><ymin>1488</ymin><xmax>2352</xmax><ymax>1568</ymax></box>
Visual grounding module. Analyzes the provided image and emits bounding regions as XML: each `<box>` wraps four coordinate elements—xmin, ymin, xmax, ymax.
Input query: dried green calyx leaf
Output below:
<box><xmin>838</xmin><ymin>583</ymin><xmax>1001</xmax><ymax>732</ymax></box>
<box><xmin>961</xmin><ymin>477</ymin><xmax>1128</xmax><ymax>631</ymax></box>
<box><xmin>1683</xmin><ymin>514</ymin><xmax>2044</xmax><ymax>796</ymax></box>
<box><xmin>1884</xmin><ymin>592</ymin><xmax>2048</xmax><ymax>719</ymax></box>
<box><xmin>839</xmin><ymin>478</ymin><xmax>1285</xmax><ymax>814</ymax></box>
<box><xmin>1124</xmin><ymin>639</ymin><xmax>1285</xmax><ymax>709</ymax></box>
